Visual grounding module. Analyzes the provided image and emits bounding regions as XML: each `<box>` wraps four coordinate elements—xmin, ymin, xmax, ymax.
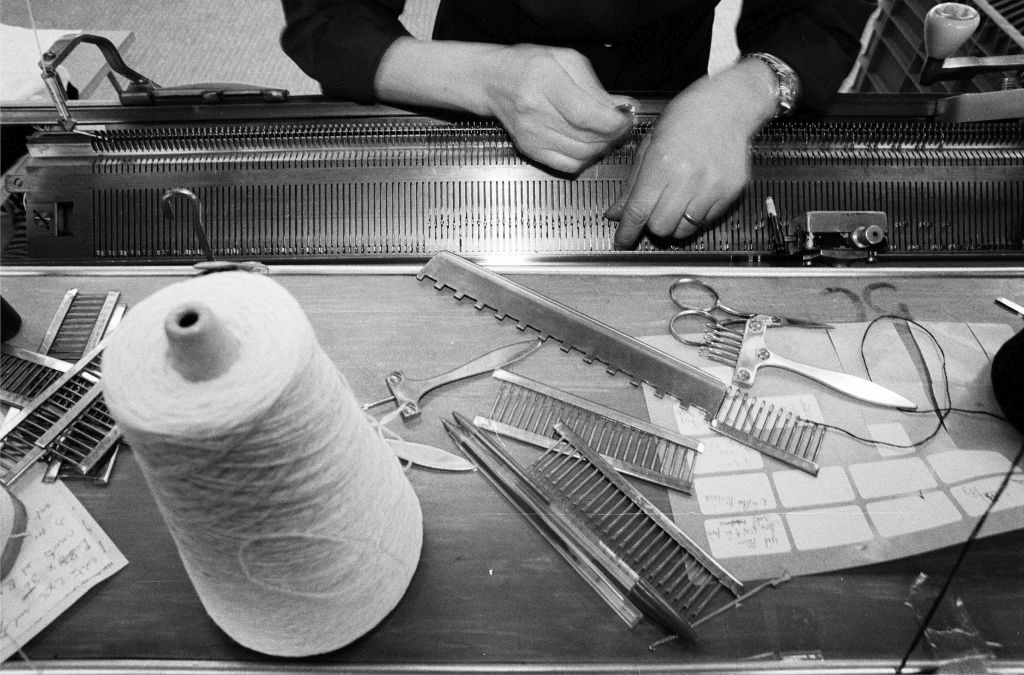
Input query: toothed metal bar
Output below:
<box><xmin>418</xmin><ymin>252</ymin><xmax>727</xmax><ymax>414</ymax></box>
<box><xmin>483</xmin><ymin>369</ymin><xmax>700</xmax><ymax>494</ymax></box>
<box><xmin>419</xmin><ymin>252</ymin><xmax>829</xmax><ymax>471</ymax></box>
<box><xmin>1</xmin><ymin>344</ymin><xmax>72</xmax><ymax>407</ymax></box>
<box><xmin>709</xmin><ymin>387</ymin><xmax>826</xmax><ymax>475</ymax></box>
<box><xmin>532</xmin><ymin>424</ymin><xmax>742</xmax><ymax>628</ymax></box>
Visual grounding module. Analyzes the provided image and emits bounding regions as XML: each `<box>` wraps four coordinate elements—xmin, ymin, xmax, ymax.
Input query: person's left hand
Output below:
<box><xmin>605</xmin><ymin>60</ymin><xmax>778</xmax><ymax>248</ymax></box>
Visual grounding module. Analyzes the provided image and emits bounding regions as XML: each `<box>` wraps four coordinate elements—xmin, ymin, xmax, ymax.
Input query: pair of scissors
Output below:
<box><xmin>668</xmin><ymin>277</ymin><xmax>832</xmax><ymax>347</ymax></box>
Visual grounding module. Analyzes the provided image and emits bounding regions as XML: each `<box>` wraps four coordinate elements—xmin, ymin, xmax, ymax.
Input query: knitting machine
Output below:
<box><xmin>2</xmin><ymin>95</ymin><xmax>1022</xmax><ymax>266</ymax></box>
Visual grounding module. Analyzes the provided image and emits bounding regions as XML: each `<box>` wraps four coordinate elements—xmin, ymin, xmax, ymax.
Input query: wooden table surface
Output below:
<box><xmin>2</xmin><ymin>263</ymin><xmax>1022</xmax><ymax>673</ymax></box>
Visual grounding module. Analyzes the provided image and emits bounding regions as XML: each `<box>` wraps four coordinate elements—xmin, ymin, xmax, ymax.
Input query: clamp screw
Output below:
<box><xmin>749</xmin><ymin>320</ymin><xmax>763</xmax><ymax>332</ymax></box>
<box><xmin>736</xmin><ymin>369</ymin><xmax>751</xmax><ymax>382</ymax></box>
<box><xmin>757</xmin><ymin>348</ymin><xmax>771</xmax><ymax>360</ymax></box>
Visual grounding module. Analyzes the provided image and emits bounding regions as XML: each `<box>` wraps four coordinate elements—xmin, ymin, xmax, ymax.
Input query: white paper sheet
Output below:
<box><xmin>0</xmin><ymin>465</ymin><xmax>127</xmax><ymax>662</ymax></box>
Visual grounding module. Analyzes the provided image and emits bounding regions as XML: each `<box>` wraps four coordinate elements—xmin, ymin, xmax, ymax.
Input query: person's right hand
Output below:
<box><xmin>482</xmin><ymin>45</ymin><xmax>636</xmax><ymax>174</ymax></box>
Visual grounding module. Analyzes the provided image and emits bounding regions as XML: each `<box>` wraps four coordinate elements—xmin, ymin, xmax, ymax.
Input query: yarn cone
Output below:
<box><xmin>102</xmin><ymin>272</ymin><xmax>422</xmax><ymax>656</ymax></box>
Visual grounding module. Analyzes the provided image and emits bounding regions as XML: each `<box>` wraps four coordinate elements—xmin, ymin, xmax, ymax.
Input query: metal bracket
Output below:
<box><xmin>38</xmin><ymin>33</ymin><xmax>288</xmax><ymax>130</ymax></box>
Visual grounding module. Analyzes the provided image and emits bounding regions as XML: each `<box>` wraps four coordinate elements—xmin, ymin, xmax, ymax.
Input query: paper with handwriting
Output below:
<box><xmin>1</xmin><ymin>465</ymin><xmax>127</xmax><ymax>662</ymax></box>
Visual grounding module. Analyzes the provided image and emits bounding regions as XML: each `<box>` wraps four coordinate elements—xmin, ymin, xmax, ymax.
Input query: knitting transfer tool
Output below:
<box><xmin>442</xmin><ymin>414</ymin><xmax>644</xmax><ymax>629</ymax></box>
<box><xmin>474</xmin><ymin>369</ymin><xmax>701</xmax><ymax>494</ymax></box>
<box><xmin>701</xmin><ymin>315</ymin><xmax>918</xmax><ymax>410</ymax></box>
<box><xmin>362</xmin><ymin>338</ymin><xmax>542</xmax><ymax>421</ymax></box>
<box><xmin>446</xmin><ymin>412</ymin><xmax>742</xmax><ymax>640</ymax></box>
<box><xmin>418</xmin><ymin>252</ymin><xmax>829</xmax><ymax>474</ymax></box>
<box><xmin>1</xmin><ymin>344</ymin><xmax>72</xmax><ymax>408</ymax></box>
<box><xmin>37</xmin><ymin>289</ymin><xmax>123</xmax><ymax>362</ymax></box>
<box><xmin>0</xmin><ymin>340</ymin><xmax>120</xmax><ymax>486</ymax></box>
<box><xmin>669</xmin><ymin>277</ymin><xmax>831</xmax><ymax>348</ymax></box>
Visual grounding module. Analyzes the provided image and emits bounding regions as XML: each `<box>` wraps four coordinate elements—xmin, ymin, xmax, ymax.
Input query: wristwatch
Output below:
<box><xmin>742</xmin><ymin>52</ymin><xmax>801</xmax><ymax>117</ymax></box>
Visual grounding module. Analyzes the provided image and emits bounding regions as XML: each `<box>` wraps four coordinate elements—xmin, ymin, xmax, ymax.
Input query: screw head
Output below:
<box><xmin>749</xmin><ymin>320</ymin><xmax>763</xmax><ymax>332</ymax></box>
<box><xmin>736</xmin><ymin>369</ymin><xmax>751</xmax><ymax>382</ymax></box>
<box><xmin>757</xmin><ymin>348</ymin><xmax>771</xmax><ymax>360</ymax></box>
<box><xmin>386</xmin><ymin>372</ymin><xmax>402</xmax><ymax>384</ymax></box>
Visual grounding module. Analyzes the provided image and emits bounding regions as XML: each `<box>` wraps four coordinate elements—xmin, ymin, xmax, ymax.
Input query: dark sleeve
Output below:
<box><xmin>736</xmin><ymin>0</ymin><xmax>876</xmax><ymax>112</ymax></box>
<box><xmin>280</xmin><ymin>0</ymin><xmax>410</xmax><ymax>102</ymax></box>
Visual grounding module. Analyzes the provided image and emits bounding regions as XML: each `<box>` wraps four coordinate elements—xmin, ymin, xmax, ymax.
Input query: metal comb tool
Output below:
<box><xmin>442</xmin><ymin>415</ymin><xmax>644</xmax><ymax>629</ymax></box>
<box><xmin>1</xmin><ymin>340</ymin><xmax>120</xmax><ymax>486</ymax></box>
<box><xmin>701</xmin><ymin>315</ymin><xmax>918</xmax><ymax>410</ymax></box>
<box><xmin>447</xmin><ymin>412</ymin><xmax>742</xmax><ymax>640</ymax></box>
<box><xmin>419</xmin><ymin>252</ymin><xmax>829</xmax><ymax>475</ymax></box>
<box><xmin>474</xmin><ymin>369</ymin><xmax>701</xmax><ymax>494</ymax></box>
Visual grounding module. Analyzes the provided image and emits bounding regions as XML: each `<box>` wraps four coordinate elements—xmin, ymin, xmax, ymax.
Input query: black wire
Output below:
<box><xmin>817</xmin><ymin>315</ymin><xmax>1010</xmax><ymax>448</ymax></box>
<box><xmin>895</xmin><ymin>437</ymin><xmax>1024</xmax><ymax>673</ymax></box>
<box><xmin>830</xmin><ymin>315</ymin><xmax>1023</xmax><ymax>671</ymax></box>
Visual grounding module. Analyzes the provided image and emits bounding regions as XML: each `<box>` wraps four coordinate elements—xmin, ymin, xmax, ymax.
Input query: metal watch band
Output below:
<box><xmin>742</xmin><ymin>52</ymin><xmax>802</xmax><ymax>117</ymax></box>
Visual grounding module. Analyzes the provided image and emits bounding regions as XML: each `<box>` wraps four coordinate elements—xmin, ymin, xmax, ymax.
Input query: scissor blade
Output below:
<box><xmin>386</xmin><ymin>338</ymin><xmax>543</xmax><ymax>421</ymax></box>
<box><xmin>775</xmin><ymin>317</ymin><xmax>834</xmax><ymax>330</ymax></box>
<box><xmin>386</xmin><ymin>439</ymin><xmax>476</xmax><ymax>472</ymax></box>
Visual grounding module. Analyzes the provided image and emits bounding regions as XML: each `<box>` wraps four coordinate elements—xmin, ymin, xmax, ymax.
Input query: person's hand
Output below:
<box><xmin>605</xmin><ymin>59</ymin><xmax>778</xmax><ymax>248</ymax></box>
<box><xmin>483</xmin><ymin>45</ymin><xmax>636</xmax><ymax>174</ymax></box>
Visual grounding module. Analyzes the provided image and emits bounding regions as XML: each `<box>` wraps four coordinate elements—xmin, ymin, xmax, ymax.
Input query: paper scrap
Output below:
<box><xmin>704</xmin><ymin>514</ymin><xmax>791</xmax><ymax>559</ymax></box>
<box><xmin>0</xmin><ymin>465</ymin><xmax>127</xmax><ymax>662</ymax></box>
<box><xmin>848</xmin><ymin>456</ymin><xmax>938</xmax><ymax>500</ymax></box>
<box><xmin>867</xmin><ymin>422</ymin><xmax>916</xmax><ymax>457</ymax></box>
<box><xmin>865</xmin><ymin>490</ymin><xmax>962</xmax><ymax>538</ymax></box>
<box><xmin>928</xmin><ymin>450</ymin><xmax>1019</xmax><ymax>486</ymax></box>
<box><xmin>694</xmin><ymin>473</ymin><xmax>776</xmax><ymax>515</ymax></box>
<box><xmin>773</xmin><ymin>466</ymin><xmax>856</xmax><ymax>509</ymax></box>
<box><xmin>786</xmin><ymin>505</ymin><xmax>874</xmax><ymax>551</ymax></box>
<box><xmin>950</xmin><ymin>475</ymin><xmax>1024</xmax><ymax>517</ymax></box>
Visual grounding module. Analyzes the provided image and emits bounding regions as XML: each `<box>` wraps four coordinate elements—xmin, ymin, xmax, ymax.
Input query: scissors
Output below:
<box><xmin>668</xmin><ymin>277</ymin><xmax>832</xmax><ymax>347</ymax></box>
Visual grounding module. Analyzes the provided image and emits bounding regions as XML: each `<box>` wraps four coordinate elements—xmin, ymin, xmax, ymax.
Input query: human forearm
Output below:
<box><xmin>736</xmin><ymin>0</ymin><xmax>875</xmax><ymax>111</ymax></box>
<box><xmin>373</xmin><ymin>37</ymin><xmax>503</xmax><ymax>116</ymax></box>
<box><xmin>375</xmin><ymin>38</ymin><xmax>636</xmax><ymax>174</ymax></box>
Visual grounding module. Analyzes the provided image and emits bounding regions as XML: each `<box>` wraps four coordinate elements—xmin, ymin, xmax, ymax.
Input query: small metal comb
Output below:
<box><xmin>476</xmin><ymin>369</ymin><xmax>701</xmax><ymax>494</ymax></box>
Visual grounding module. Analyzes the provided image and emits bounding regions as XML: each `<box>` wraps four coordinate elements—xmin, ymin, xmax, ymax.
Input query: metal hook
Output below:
<box><xmin>161</xmin><ymin>188</ymin><xmax>214</xmax><ymax>262</ymax></box>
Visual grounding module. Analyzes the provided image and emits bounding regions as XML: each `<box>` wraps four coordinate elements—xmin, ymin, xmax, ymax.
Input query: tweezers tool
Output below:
<box><xmin>702</xmin><ymin>315</ymin><xmax>917</xmax><ymax>410</ymax></box>
<box><xmin>362</xmin><ymin>338</ymin><xmax>542</xmax><ymax>421</ymax></box>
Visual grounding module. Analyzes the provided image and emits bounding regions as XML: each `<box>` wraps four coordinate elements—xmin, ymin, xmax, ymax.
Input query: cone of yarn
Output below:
<box><xmin>102</xmin><ymin>271</ymin><xmax>422</xmax><ymax>656</ymax></box>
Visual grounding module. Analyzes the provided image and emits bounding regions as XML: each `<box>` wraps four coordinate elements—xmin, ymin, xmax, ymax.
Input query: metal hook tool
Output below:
<box><xmin>160</xmin><ymin>188</ymin><xmax>268</xmax><ymax>274</ymax></box>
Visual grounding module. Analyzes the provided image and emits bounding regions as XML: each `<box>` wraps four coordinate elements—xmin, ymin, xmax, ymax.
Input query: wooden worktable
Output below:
<box><xmin>2</xmin><ymin>263</ymin><xmax>1022</xmax><ymax>673</ymax></box>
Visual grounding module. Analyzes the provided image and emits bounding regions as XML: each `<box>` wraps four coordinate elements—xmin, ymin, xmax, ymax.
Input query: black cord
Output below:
<box><xmin>817</xmin><ymin>315</ymin><xmax>1010</xmax><ymax>448</ymax></box>
<box><xmin>832</xmin><ymin>315</ymin><xmax>1023</xmax><ymax>671</ymax></box>
<box><xmin>895</xmin><ymin>437</ymin><xmax>1024</xmax><ymax>673</ymax></box>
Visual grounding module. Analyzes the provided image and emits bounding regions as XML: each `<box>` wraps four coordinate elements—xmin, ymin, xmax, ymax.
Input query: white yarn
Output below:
<box><xmin>102</xmin><ymin>272</ymin><xmax>422</xmax><ymax>657</ymax></box>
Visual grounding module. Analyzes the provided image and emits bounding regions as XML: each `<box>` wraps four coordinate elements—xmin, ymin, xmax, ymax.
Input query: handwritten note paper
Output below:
<box><xmin>1</xmin><ymin>465</ymin><xmax>127</xmax><ymax>662</ymax></box>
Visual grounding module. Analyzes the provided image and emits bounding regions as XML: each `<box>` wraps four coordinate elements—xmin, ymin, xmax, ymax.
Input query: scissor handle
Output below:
<box><xmin>669</xmin><ymin>277</ymin><xmax>748</xmax><ymax>318</ymax></box>
<box><xmin>669</xmin><ymin>308</ymin><xmax>719</xmax><ymax>347</ymax></box>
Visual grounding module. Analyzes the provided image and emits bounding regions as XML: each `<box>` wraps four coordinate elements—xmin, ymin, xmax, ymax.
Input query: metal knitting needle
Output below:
<box><xmin>996</xmin><ymin>297</ymin><xmax>1024</xmax><ymax>319</ymax></box>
